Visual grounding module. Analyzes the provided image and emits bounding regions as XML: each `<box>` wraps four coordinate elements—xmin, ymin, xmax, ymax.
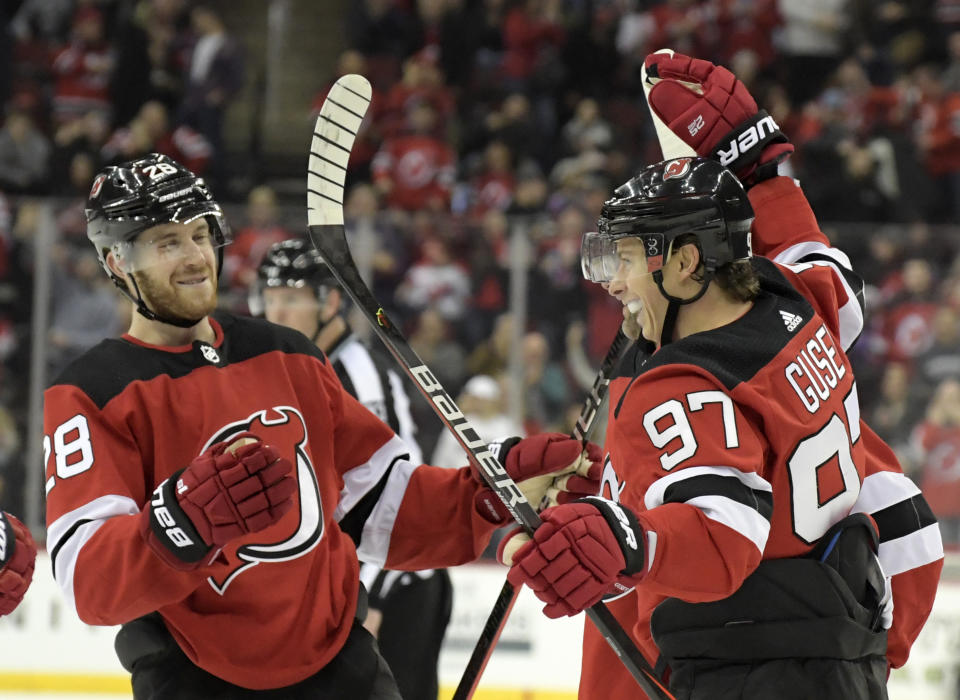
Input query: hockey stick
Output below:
<box><xmin>306</xmin><ymin>74</ymin><xmax>673</xmax><ymax>700</ymax></box>
<box><xmin>453</xmin><ymin>329</ymin><xmax>629</xmax><ymax>700</ymax></box>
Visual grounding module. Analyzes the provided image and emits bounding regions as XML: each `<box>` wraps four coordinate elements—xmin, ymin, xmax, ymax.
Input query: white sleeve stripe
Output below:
<box><xmin>878</xmin><ymin>523</ymin><xmax>944</xmax><ymax>577</ymax></box>
<box><xmin>356</xmin><ymin>458</ymin><xmax>418</xmax><ymax>566</ymax></box>
<box><xmin>685</xmin><ymin>495</ymin><xmax>771</xmax><ymax>553</ymax></box>
<box><xmin>47</xmin><ymin>494</ymin><xmax>140</xmax><ymax>618</ymax></box>
<box><xmin>644</xmin><ymin>465</ymin><xmax>772</xmax><ymax>511</ymax></box>
<box><xmin>774</xmin><ymin>241</ymin><xmax>853</xmax><ymax>271</ymax></box>
<box><xmin>776</xmin><ymin>242</ymin><xmax>864</xmax><ymax>350</ymax></box>
<box><xmin>334</xmin><ymin>434</ymin><xmax>410</xmax><ymax>521</ymax></box>
<box><xmin>853</xmin><ymin>471</ymin><xmax>921</xmax><ymax>515</ymax></box>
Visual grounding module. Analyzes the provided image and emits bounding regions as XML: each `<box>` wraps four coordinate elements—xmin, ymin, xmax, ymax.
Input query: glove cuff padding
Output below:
<box><xmin>144</xmin><ymin>468</ymin><xmax>213</xmax><ymax>569</ymax></box>
<box><xmin>708</xmin><ymin>110</ymin><xmax>792</xmax><ymax>185</ymax></box>
<box><xmin>581</xmin><ymin>496</ymin><xmax>646</xmax><ymax>576</ymax></box>
<box><xmin>0</xmin><ymin>511</ymin><xmax>15</xmax><ymax>568</ymax></box>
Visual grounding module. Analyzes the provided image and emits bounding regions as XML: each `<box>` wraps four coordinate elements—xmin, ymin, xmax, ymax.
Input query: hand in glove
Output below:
<box><xmin>643</xmin><ymin>49</ymin><xmax>793</xmax><ymax>185</ymax></box>
<box><xmin>0</xmin><ymin>512</ymin><xmax>36</xmax><ymax>616</ymax></box>
<box><xmin>502</xmin><ymin>497</ymin><xmax>646</xmax><ymax>618</ymax></box>
<box><xmin>473</xmin><ymin>433</ymin><xmax>603</xmax><ymax>525</ymax></box>
<box><xmin>142</xmin><ymin>434</ymin><xmax>297</xmax><ymax>570</ymax></box>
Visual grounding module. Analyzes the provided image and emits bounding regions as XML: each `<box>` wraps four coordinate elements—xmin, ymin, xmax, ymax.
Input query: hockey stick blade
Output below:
<box><xmin>454</xmin><ymin>329</ymin><xmax>631</xmax><ymax>700</ymax></box>
<box><xmin>306</xmin><ymin>74</ymin><xmax>672</xmax><ymax>700</ymax></box>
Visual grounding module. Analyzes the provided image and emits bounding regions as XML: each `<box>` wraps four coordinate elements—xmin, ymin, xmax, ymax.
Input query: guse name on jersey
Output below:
<box><xmin>784</xmin><ymin>324</ymin><xmax>847</xmax><ymax>414</ymax></box>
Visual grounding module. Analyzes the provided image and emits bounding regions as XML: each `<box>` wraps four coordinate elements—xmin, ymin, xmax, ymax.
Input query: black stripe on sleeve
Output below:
<box><xmin>49</xmin><ymin>518</ymin><xmax>93</xmax><ymax>578</ymax></box>
<box><xmin>870</xmin><ymin>493</ymin><xmax>938</xmax><ymax>544</ymax></box>
<box><xmin>662</xmin><ymin>474</ymin><xmax>774</xmax><ymax>521</ymax></box>
<box><xmin>333</xmin><ymin>358</ymin><xmax>357</xmax><ymax>399</ymax></box>
<box><xmin>337</xmin><ymin>454</ymin><xmax>408</xmax><ymax>547</ymax></box>
<box><xmin>377</xmin><ymin>366</ymin><xmax>400</xmax><ymax>434</ymax></box>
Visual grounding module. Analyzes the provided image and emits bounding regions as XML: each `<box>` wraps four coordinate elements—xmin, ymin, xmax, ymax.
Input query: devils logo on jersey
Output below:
<box><xmin>202</xmin><ymin>406</ymin><xmax>324</xmax><ymax>593</ymax></box>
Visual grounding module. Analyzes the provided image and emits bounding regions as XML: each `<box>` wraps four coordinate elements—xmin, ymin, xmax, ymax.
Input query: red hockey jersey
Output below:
<box><xmin>44</xmin><ymin>313</ymin><xmax>497</xmax><ymax>689</ymax></box>
<box><xmin>580</xmin><ymin>177</ymin><xmax>943</xmax><ymax>698</ymax></box>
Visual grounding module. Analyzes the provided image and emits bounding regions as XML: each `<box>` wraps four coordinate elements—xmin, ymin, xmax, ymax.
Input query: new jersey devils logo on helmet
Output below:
<box><xmin>663</xmin><ymin>157</ymin><xmax>692</xmax><ymax>181</ymax></box>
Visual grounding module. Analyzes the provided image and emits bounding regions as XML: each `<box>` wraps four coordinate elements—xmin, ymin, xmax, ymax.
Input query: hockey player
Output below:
<box><xmin>502</xmin><ymin>53</ymin><xmax>943</xmax><ymax>700</ymax></box>
<box><xmin>0</xmin><ymin>511</ymin><xmax>36</xmax><ymax>616</ymax></box>
<box><xmin>43</xmin><ymin>153</ymin><xmax>603</xmax><ymax>699</ymax></box>
<box><xmin>255</xmin><ymin>237</ymin><xmax>453</xmax><ymax>700</ymax></box>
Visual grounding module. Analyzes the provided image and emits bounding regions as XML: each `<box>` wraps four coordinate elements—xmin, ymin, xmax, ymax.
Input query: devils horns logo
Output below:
<box><xmin>202</xmin><ymin>406</ymin><xmax>324</xmax><ymax>594</ymax></box>
<box><xmin>89</xmin><ymin>174</ymin><xmax>106</xmax><ymax>199</ymax></box>
<box><xmin>663</xmin><ymin>157</ymin><xmax>692</xmax><ymax>181</ymax></box>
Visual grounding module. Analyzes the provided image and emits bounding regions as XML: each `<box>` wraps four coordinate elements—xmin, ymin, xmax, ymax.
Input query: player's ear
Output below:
<box><xmin>675</xmin><ymin>242</ymin><xmax>701</xmax><ymax>278</ymax></box>
<box><xmin>105</xmin><ymin>250</ymin><xmax>128</xmax><ymax>281</ymax></box>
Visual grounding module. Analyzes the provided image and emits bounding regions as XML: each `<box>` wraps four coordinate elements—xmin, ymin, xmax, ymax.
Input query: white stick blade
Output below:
<box><xmin>307</xmin><ymin>74</ymin><xmax>372</xmax><ymax>227</ymax></box>
<box><xmin>641</xmin><ymin>48</ymin><xmax>697</xmax><ymax>161</ymax></box>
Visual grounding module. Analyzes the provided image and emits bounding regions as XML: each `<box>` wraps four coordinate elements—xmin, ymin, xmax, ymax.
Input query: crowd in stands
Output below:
<box><xmin>2</xmin><ymin>0</ymin><xmax>960</xmax><ymax>544</ymax></box>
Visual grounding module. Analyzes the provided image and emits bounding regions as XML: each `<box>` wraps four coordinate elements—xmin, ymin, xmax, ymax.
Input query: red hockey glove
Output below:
<box><xmin>473</xmin><ymin>434</ymin><xmax>602</xmax><ymax>525</ymax></box>
<box><xmin>643</xmin><ymin>49</ymin><xmax>793</xmax><ymax>185</ymax></box>
<box><xmin>0</xmin><ymin>512</ymin><xmax>36</xmax><ymax>616</ymax></box>
<box><xmin>142</xmin><ymin>434</ymin><xmax>297</xmax><ymax>570</ymax></box>
<box><xmin>505</xmin><ymin>498</ymin><xmax>645</xmax><ymax>618</ymax></box>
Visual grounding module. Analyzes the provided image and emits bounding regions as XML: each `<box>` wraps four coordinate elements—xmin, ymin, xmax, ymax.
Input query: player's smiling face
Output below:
<box><xmin>129</xmin><ymin>218</ymin><xmax>219</xmax><ymax>320</ymax></box>
<box><xmin>607</xmin><ymin>236</ymin><xmax>667</xmax><ymax>344</ymax></box>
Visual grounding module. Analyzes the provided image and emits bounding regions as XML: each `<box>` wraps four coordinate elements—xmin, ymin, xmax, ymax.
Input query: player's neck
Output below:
<box><xmin>127</xmin><ymin>311</ymin><xmax>216</xmax><ymax>347</ymax></box>
<box><xmin>314</xmin><ymin>314</ymin><xmax>348</xmax><ymax>354</ymax></box>
<box><xmin>674</xmin><ymin>286</ymin><xmax>753</xmax><ymax>340</ymax></box>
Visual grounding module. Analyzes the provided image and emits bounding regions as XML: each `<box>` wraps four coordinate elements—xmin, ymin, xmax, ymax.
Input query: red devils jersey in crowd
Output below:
<box><xmin>913</xmin><ymin>420</ymin><xmax>960</xmax><ymax>518</ymax></box>
<box><xmin>372</xmin><ymin>135</ymin><xmax>456</xmax><ymax>211</ymax></box>
<box><xmin>44</xmin><ymin>313</ymin><xmax>496</xmax><ymax>690</ymax></box>
<box><xmin>581</xmin><ymin>177</ymin><xmax>943</xmax><ymax>698</ymax></box>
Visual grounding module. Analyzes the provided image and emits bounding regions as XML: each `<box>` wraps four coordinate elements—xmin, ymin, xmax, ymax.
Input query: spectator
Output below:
<box><xmin>394</xmin><ymin>234</ymin><xmax>470</xmax><ymax>322</ymax></box>
<box><xmin>431</xmin><ymin>374</ymin><xmax>524</xmax><ymax>468</ymax></box>
<box><xmin>0</xmin><ymin>105</ymin><xmax>51</xmax><ymax>194</ymax></box>
<box><xmin>102</xmin><ymin>101</ymin><xmax>212</xmax><ymax>174</ymax></box>
<box><xmin>372</xmin><ymin>100</ymin><xmax>456</xmax><ymax>211</ymax></box>
<box><xmin>222</xmin><ymin>185</ymin><xmax>292</xmax><ymax>297</ymax></box>
<box><xmin>912</xmin><ymin>378</ymin><xmax>960</xmax><ymax>545</ymax></box>
<box><xmin>50</xmin><ymin>6</ymin><xmax>115</xmax><ymax>126</ymax></box>
<box><xmin>466</xmin><ymin>311</ymin><xmax>513</xmax><ymax>377</ymax></box>
<box><xmin>520</xmin><ymin>330</ymin><xmax>571</xmax><ymax>433</ymax></box>
<box><xmin>913</xmin><ymin>63</ymin><xmax>960</xmax><ymax>222</ymax></box>
<box><xmin>879</xmin><ymin>257</ymin><xmax>939</xmax><ymax>362</ymax></box>
<box><xmin>178</xmin><ymin>4</ymin><xmax>244</xmax><ymax>175</ymax></box>
<box><xmin>561</xmin><ymin>98</ymin><xmax>613</xmax><ymax>157</ymax></box>
<box><xmin>917</xmin><ymin>306</ymin><xmax>960</xmax><ymax>388</ymax></box>
<box><xmin>869</xmin><ymin>361</ymin><xmax>928</xmax><ymax>455</ymax></box>
<box><xmin>776</xmin><ymin>0</ymin><xmax>852</xmax><ymax>104</ymax></box>
<box><xmin>46</xmin><ymin>245</ymin><xmax>127</xmax><ymax>379</ymax></box>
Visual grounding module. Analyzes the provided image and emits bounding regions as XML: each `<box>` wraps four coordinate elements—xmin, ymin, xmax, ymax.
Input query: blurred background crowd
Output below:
<box><xmin>2</xmin><ymin>0</ymin><xmax>960</xmax><ymax>548</ymax></box>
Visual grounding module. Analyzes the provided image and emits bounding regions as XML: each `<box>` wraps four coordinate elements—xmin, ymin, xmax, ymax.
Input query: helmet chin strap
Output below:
<box><xmin>652</xmin><ymin>266</ymin><xmax>715</xmax><ymax>347</ymax></box>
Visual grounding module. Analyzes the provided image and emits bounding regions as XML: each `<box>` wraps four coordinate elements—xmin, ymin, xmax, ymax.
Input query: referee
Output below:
<box><xmin>255</xmin><ymin>238</ymin><xmax>453</xmax><ymax>700</ymax></box>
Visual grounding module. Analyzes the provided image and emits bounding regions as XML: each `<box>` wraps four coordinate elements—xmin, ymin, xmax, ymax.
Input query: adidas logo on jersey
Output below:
<box><xmin>780</xmin><ymin>310</ymin><xmax>802</xmax><ymax>332</ymax></box>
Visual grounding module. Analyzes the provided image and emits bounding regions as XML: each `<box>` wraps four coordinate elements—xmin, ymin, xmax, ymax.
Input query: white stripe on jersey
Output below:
<box><xmin>644</xmin><ymin>466</ymin><xmax>773</xmax><ymax>553</ymax></box>
<box><xmin>853</xmin><ymin>470</ymin><xmax>921</xmax><ymax>514</ymax></box>
<box><xmin>47</xmin><ymin>494</ymin><xmax>140</xmax><ymax>618</ymax></box>
<box><xmin>355</xmin><ymin>457</ymin><xmax>419</xmax><ymax>567</ymax></box>
<box><xmin>775</xmin><ymin>241</ymin><xmax>864</xmax><ymax>351</ymax></box>
<box><xmin>878</xmin><ymin>524</ymin><xmax>944</xmax><ymax>577</ymax></box>
<box><xmin>852</xmin><ymin>470</ymin><xmax>944</xmax><ymax>576</ymax></box>
<box><xmin>334</xmin><ymin>434</ymin><xmax>410</xmax><ymax>524</ymax></box>
<box><xmin>685</xmin><ymin>494</ymin><xmax>771</xmax><ymax>553</ymax></box>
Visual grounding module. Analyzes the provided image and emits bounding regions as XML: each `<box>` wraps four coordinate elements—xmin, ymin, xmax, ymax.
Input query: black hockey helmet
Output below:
<box><xmin>250</xmin><ymin>238</ymin><xmax>342</xmax><ymax>317</ymax></box>
<box><xmin>85</xmin><ymin>153</ymin><xmax>232</xmax><ymax>326</ymax></box>
<box><xmin>581</xmin><ymin>156</ymin><xmax>753</xmax><ymax>284</ymax></box>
